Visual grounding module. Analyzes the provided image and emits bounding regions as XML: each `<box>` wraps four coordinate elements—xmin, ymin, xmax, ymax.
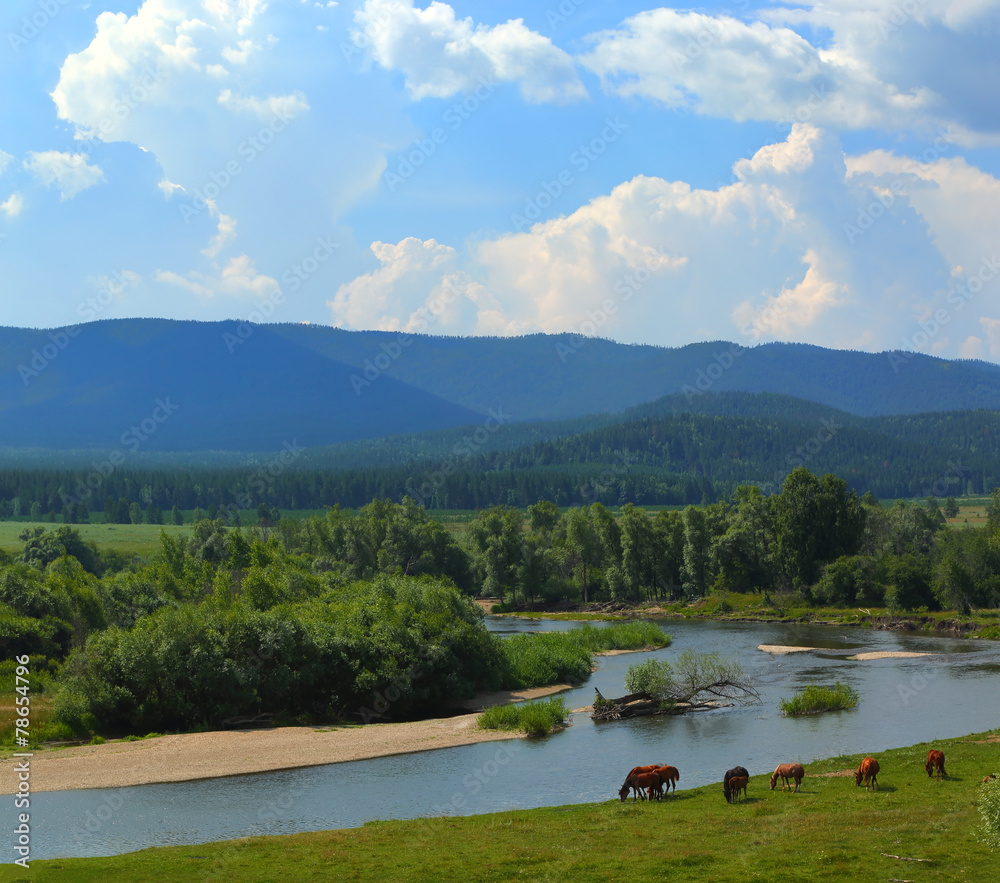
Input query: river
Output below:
<box><xmin>20</xmin><ymin>617</ymin><xmax>1000</xmax><ymax>859</ymax></box>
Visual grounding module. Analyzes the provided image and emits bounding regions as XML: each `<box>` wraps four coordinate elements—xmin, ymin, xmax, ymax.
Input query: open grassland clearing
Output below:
<box><xmin>0</xmin><ymin>522</ymin><xmax>190</xmax><ymax>558</ymax></box>
<box><xmin>3</xmin><ymin>732</ymin><xmax>998</xmax><ymax>882</ymax></box>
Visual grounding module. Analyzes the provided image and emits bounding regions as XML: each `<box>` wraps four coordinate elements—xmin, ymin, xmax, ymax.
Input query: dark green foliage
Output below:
<box><xmin>19</xmin><ymin>526</ymin><xmax>103</xmax><ymax>574</ymax></box>
<box><xmin>813</xmin><ymin>555</ymin><xmax>882</xmax><ymax>606</ymax></box>
<box><xmin>53</xmin><ymin>574</ymin><xmax>506</xmax><ymax>734</ymax></box>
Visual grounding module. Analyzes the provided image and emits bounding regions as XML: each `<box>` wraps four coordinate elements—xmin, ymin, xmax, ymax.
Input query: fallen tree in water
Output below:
<box><xmin>591</xmin><ymin>650</ymin><xmax>759</xmax><ymax>721</ymax></box>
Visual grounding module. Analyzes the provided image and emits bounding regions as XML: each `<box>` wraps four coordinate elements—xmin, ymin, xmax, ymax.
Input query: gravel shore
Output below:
<box><xmin>0</xmin><ymin>685</ymin><xmax>570</xmax><ymax>794</ymax></box>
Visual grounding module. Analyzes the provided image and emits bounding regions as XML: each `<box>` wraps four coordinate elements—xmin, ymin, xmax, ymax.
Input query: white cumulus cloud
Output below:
<box><xmin>1</xmin><ymin>193</ymin><xmax>23</xmax><ymax>217</ymax></box>
<box><xmin>579</xmin><ymin>3</ymin><xmax>1000</xmax><ymax>142</ymax></box>
<box><xmin>23</xmin><ymin>151</ymin><xmax>105</xmax><ymax>199</ymax></box>
<box><xmin>353</xmin><ymin>0</ymin><xmax>587</xmax><ymax>103</ymax></box>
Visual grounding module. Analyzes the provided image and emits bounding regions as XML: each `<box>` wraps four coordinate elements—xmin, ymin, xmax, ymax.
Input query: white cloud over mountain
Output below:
<box><xmin>332</xmin><ymin>123</ymin><xmax>999</xmax><ymax>353</ymax></box>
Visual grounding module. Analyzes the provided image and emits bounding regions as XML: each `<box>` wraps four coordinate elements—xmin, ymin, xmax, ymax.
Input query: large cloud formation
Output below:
<box><xmin>332</xmin><ymin>123</ymin><xmax>1000</xmax><ymax>355</ymax></box>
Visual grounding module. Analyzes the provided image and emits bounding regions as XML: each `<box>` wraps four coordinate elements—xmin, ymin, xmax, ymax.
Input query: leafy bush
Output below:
<box><xmin>497</xmin><ymin>623</ymin><xmax>670</xmax><ymax>690</ymax></box>
<box><xmin>625</xmin><ymin>658</ymin><xmax>674</xmax><ymax>698</ymax></box>
<box><xmin>624</xmin><ymin>649</ymin><xmax>758</xmax><ymax>706</ymax></box>
<box><xmin>978</xmin><ymin>775</ymin><xmax>1000</xmax><ymax>850</ymax></box>
<box><xmin>779</xmin><ymin>682</ymin><xmax>859</xmax><ymax>715</ymax></box>
<box><xmin>477</xmin><ymin>697</ymin><xmax>568</xmax><ymax>736</ymax></box>
<box><xmin>53</xmin><ymin>574</ymin><xmax>507</xmax><ymax>735</ymax></box>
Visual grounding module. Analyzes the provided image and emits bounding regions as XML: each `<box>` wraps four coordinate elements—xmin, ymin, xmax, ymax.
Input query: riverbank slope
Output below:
<box><xmin>6</xmin><ymin>730</ymin><xmax>999</xmax><ymax>882</ymax></box>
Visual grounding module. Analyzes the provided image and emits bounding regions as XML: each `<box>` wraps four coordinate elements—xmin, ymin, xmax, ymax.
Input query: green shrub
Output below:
<box><xmin>498</xmin><ymin>633</ymin><xmax>592</xmax><ymax>688</ymax></box>
<box><xmin>497</xmin><ymin>623</ymin><xmax>669</xmax><ymax>690</ymax></box>
<box><xmin>780</xmin><ymin>682</ymin><xmax>859</xmax><ymax>715</ymax></box>
<box><xmin>625</xmin><ymin>657</ymin><xmax>673</xmax><ymax>697</ymax></box>
<box><xmin>978</xmin><ymin>775</ymin><xmax>1000</xmax><ymax>849</ymax></box>
<box><xmin>477</xmin><ymin>697</ymin><xmax>568</xmax><ymax>735</ymax></box>
<box><xmin>571</xmin><ymin>622</ymin><xmax>669</xmax><ymax>653</ymax></box>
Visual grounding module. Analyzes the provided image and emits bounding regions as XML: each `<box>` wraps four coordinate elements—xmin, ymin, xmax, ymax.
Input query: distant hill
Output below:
<box><xmin>0</xmin><ymin>321</ymin><xmax>480</xmax><ymax>451</ymax></box>
<box><xmin>2</xmin><ymin>319</ymin><xmax>1000</xmax><ymax>452</ymax></box>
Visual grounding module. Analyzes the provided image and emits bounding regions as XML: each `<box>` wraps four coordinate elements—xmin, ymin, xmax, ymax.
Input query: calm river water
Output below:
<box><xmin>20</xmin><ymin>618</ymin><xmax>1000</xmax><ymax>859</ymax></box>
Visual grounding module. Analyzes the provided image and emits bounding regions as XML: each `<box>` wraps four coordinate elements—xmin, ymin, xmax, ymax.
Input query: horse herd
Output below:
<box><xmin>619</xmin><ymin>749</ymin><xmax>957</xmax><ymax>803</ymax></box>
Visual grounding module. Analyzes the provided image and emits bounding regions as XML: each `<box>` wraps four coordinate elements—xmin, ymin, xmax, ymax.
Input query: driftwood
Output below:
<box><xmin>591</xmin><ymin>688</ymin><xmax>732</xmax><ymax>721</ymax></box>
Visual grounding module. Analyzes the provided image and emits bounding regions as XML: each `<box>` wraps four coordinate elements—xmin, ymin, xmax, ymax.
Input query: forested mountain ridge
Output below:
<box><xmin>3</xmin><ymin>320</ymin><xmax>1000</xmax><ymax>454</ymax></box>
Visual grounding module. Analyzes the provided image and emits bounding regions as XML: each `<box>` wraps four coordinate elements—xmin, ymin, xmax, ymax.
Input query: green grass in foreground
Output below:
<box><xmin>6</xmin><ymin>731</ymin><xmax>999</xmax><ymax>882</ymax></box>
<box><xmin>780</xmin><ymin>682</ymin><xmax>860</xmax><ymax>715</ymax></box>
<box><xmin>477</xmin><ymin>697</ymin><xmax>569</xmax><ymax>735</ymax></box>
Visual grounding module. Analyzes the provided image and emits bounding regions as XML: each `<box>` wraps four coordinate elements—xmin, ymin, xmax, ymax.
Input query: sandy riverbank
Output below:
<box><xmin>0</xmin><ymin>684</ymin><xmax>570</xmax><ymax>795</ymax></box>
<box><xmin>758</xmin><ymin>645</ymin><xmax>936</xmax><ymax>660</ymax></box>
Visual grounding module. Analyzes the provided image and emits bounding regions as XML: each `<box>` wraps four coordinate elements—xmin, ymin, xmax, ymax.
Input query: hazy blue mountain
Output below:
<box><xmin>0</xmin><ymin>321</ymin><xmax>480</xmax><ymax>451</ymax></box>
<box><xmin>2</xmin><ymin>319</ymin><xmax>1000</xmax><ymax>452</ymax></box>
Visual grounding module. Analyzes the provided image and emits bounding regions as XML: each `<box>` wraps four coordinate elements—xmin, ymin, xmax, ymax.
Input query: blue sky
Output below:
<box><xmin>2</xmin><ymin>0</ymin><xmax>999</xmax><ymax>359</ymax></box>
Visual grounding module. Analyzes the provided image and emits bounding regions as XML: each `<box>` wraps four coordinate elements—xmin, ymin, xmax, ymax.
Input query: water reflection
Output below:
<box><xmin>19</xmin><ymin>619</ymin><xmax>1000</xmax><ymax>860</ymax></box>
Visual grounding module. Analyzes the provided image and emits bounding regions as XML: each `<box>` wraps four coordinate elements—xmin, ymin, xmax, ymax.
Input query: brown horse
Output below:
<box><xmin>619</xmin><ymin>770</ymin><xmax>663</xmax><ymax>802</ymax></box>
<box><xmin>619</xmin><ymin>765</ymin><xmax>663</xmax><ymax>801</ymax></box>
<box><xmin>925</xmin><ymin>749</ymin><xmax>946</xmax><ymax>779</ymax></box>
<box><xmin>855</xmin><ymin>757</ymin><xmax>879</xmax><ymax>791</ymax></box>
<box><xmin>654</xmin><ymin>765</ymin><xmax>680</xmax><ymax>795</ymax></box>
<box><xmin>723</xmin><ymin>766</ymin><xmax>749</xmax><ymax>803</ymax></box>
<box><xmin>728</xmin><ymin>775</ymin><xmax>748</xmax><ymax>802</ymax></box>
<box><xmin>770</xmin><ymin>762</ymin><xmax>805</xmax><ymax>792</ymax></box>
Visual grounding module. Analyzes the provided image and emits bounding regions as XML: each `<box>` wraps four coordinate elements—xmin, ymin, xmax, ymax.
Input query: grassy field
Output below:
<box><xmin>3</xmin><ymin>731</ymin><xmax>998</xmax><ymax>882</ymax></box>
<box><xmin>0</xmin><ymin>521</ymin><xmax>191</xmax><ymax>558</ymax></box>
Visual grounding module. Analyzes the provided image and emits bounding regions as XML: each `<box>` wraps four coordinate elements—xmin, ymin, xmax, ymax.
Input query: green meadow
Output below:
<box><xmin>5</xmin><ymin>731</ymin><xmax>998</xmax><ymax>882</ymax></box>
<box><xmin>0</xmin><ymin>522</ymin><xmax>190</xmax><ymax>558</ymax></box>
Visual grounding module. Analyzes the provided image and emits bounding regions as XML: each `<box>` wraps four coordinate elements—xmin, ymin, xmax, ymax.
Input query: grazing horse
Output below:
<box><xmin>619</xmin><ymin>770</ymin><xmax>663</xmax><ymax>802</ymax></box>
<box><xmin>723</xmin><ymin>766</ymin><xmax>750</xmax><ymax>803</ymax></box>
<box><xmin>770</xmin><ymin>763</ymin><xmax>805</xmax><ymax>792</ymax></box>
<box><xmin>728</xmin><ymin>775</ymin><xmax>748</xmax><ymax>802</ymax></box>
<box><xmin>925</xmin><ymin>749</ymin><xmax>946</xmax><ymax>779</ymax></box>
<box><xmin>855</xmin><ymin>757</ymin><xmax>880</xmax><ymax>791</ymax></box>
<box><xmin>619</xmin><ymin>765</ymin><xmax>662</xmax><ymax>801</ymax></box>
<box><xmin>654</xmin><ymin>765</ymin><xmax>680</xmax><ymax>795</ymax></box>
